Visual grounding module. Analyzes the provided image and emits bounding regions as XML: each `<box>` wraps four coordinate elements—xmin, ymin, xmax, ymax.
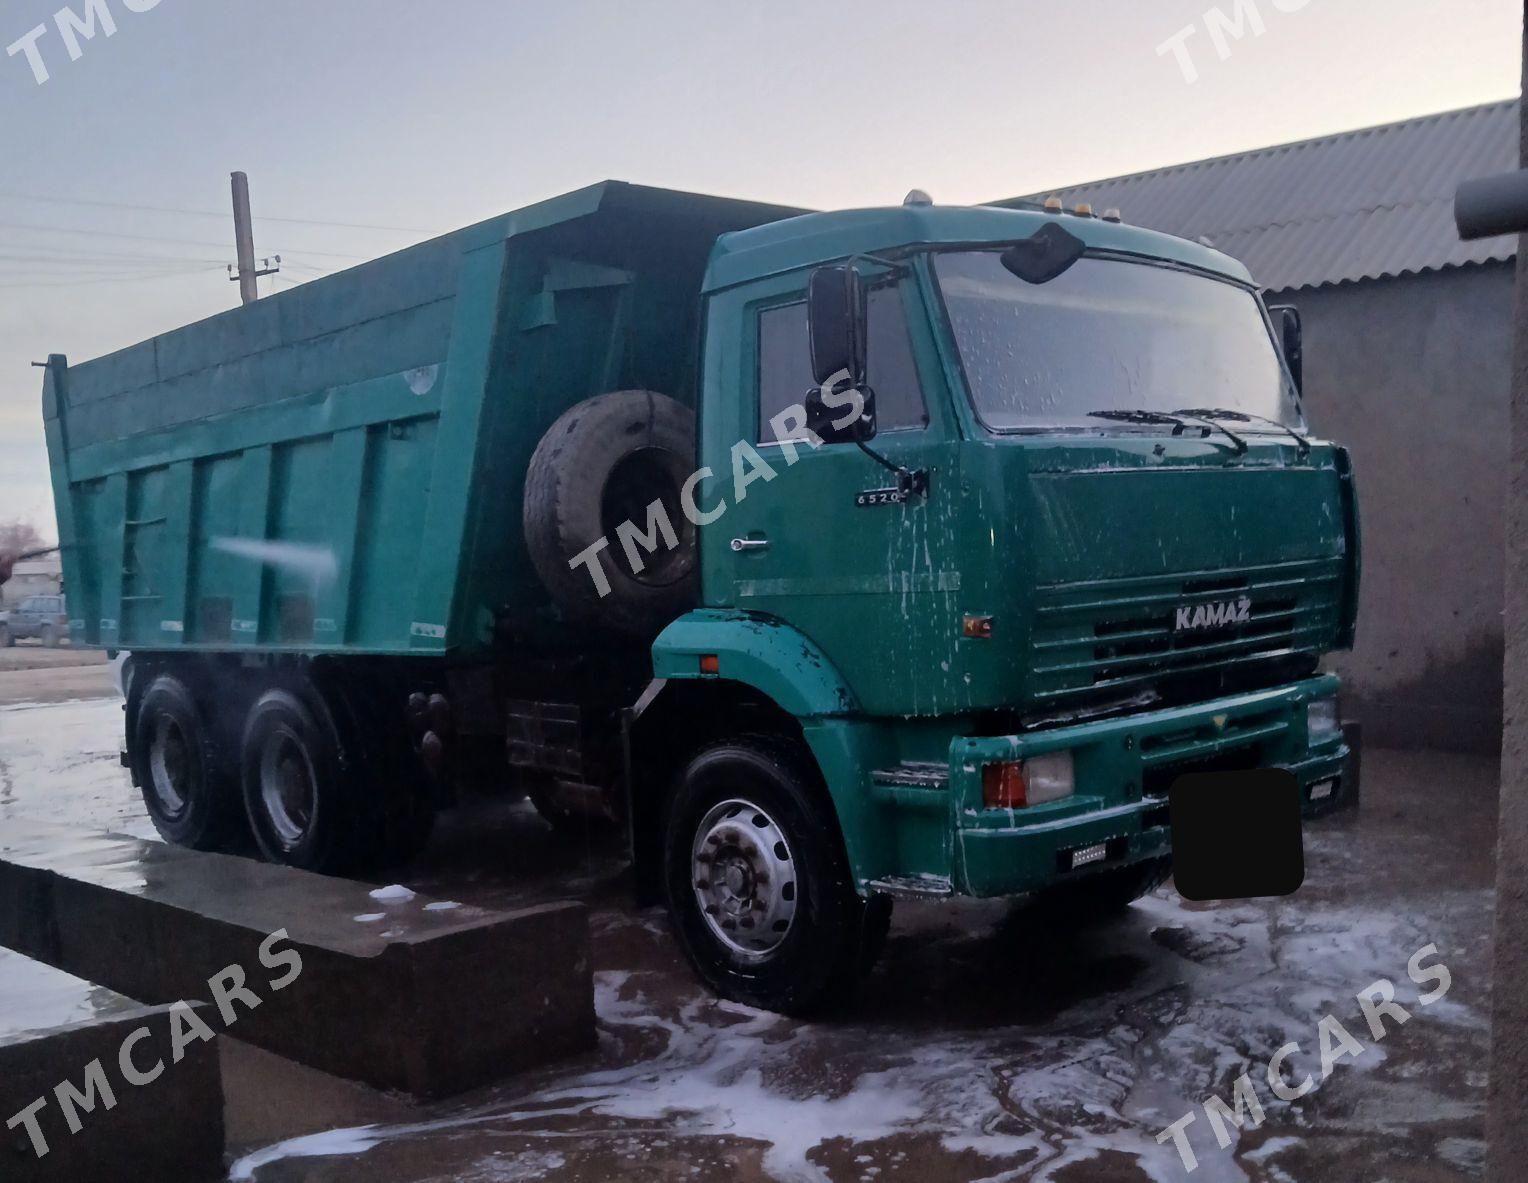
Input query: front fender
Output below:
<box><xmin>651</xmin><ymin>610</ymin><xmax>857</xmax><ymax>718</ymax></box>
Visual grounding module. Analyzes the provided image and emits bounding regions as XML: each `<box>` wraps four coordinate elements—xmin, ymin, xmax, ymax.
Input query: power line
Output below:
<box><xmin>0</xmin><ymin>249</ymin><xmax>227</xmax><ymax>268</ymax></box>
<box><xmin>0</xmin><ymin>248</ymin><xmax>226</xmax><ymax>266</ymax></box>
<box><xmin>0</xmin><ymin>265</ymin><xmax>228</xmax><ymax>291</ymax></box>
<box><xmin>2</xmin><ymin>273</ymin><xmax>211</xmax><ymax>284</ymax></box>
<box><xmin>0</xmin><ymin>189</ymin><xmax>430</xmax><ymax>235</ymax></box>
<box><xmin>0</xmin><ymin>219</ymin><xmax>373</xmax><ymax>260</ymax></box>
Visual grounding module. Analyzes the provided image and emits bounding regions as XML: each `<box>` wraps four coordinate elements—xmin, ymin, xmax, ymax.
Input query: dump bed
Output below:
<box><xmin>42</xmin><ymin>182</ymin><xmax>798</xmax><ymax>656</ymax></box>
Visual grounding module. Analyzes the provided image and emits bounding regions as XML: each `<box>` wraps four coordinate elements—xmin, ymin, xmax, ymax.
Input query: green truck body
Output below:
<box><xmin>43</xmin><ymin>181</ymin><xmax>1358</xmax><ymax>1011</ymax></box>
<box><xmin>44</xmin><ymin>184</ymin><xmax>801</xmax><ymax>656</ymax></box>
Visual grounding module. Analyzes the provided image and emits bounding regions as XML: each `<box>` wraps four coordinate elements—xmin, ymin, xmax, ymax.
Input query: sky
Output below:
<box><xmin>0</xmin><ymin>0</ymin><xmax>1520</xmax><ymax>537</ymax></box>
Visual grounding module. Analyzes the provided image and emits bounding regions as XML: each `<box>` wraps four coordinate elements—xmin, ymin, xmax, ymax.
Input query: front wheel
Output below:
<box><xmin>664</xmin><ymin>738</ymin><xmax>889</xmax><ymax>1015</ymax></box>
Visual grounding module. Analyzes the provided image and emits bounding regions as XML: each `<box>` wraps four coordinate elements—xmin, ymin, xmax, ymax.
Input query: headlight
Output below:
<box><xmin>1307</xmin><ymin>697</ymin><xmax>1341</xmax><ymax>747</ymax></box>
<box><xmin>1024</xmin><ymin>751</ymin><xmax>1076</xmax><ymax>805</ymax></box>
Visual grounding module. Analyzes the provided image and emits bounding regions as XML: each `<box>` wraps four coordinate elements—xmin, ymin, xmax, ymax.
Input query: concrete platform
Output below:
<box><xmin>0</xmin><ymin>948</ymin><xmax>223</xmax><ymax>1181</ymax></box>
<box><xmin>0</xmin><ymin>821</ymin><xmax>595</xmax><ymax>1099</ymax></box>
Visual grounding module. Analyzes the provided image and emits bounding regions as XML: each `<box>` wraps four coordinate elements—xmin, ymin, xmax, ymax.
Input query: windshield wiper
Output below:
<box><xmin>1087</xmin><ymin>412</ymin><xmax>1252</xmax><ymax>458</ymax></box>
<box><xmin>1088</xmin><ymin>408</ymin><xmax>1248</xmax><ymax>455</ymax></box>
<box><xmin>1175</xmin><ymin>407</ymin><xmax>1310</xmax><ymax>459</ymax></box>
<box><xmin>1087</xmin><ymin>409</ymin><xmax>1208</xmax><ymax>434</ymax></box>
<box><xmin>1168</xmin><ymin>410</ymin><xmax>1248</xmax><ymax>455</ymax></box>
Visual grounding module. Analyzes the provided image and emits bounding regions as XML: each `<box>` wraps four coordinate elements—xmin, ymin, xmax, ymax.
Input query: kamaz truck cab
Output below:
<box><xmin>44</xmin><ymin>182</ymin><xmax>1356</xmax><ymax>1015</ymax></box>
<box><xmin>646</xmin><ymin>197</ymin><xmax>1356</xmax><ymax>1009</ymax></box>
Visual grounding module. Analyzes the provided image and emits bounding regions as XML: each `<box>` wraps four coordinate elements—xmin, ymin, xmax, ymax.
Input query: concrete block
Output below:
<box><xmin>0</xmin><ymin>821</ymin><xmax>595</xmax><ymax>1098</ymax></box>
<box><xmin>0</xmin><ymin>950</ymin><xmax>224</xmax><ymax>1182</ymax></box>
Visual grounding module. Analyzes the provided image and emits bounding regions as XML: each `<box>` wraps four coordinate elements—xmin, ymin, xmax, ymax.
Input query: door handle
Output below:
<box><xmin>731</xmin><ymin>537</ymin><xmax>770</xmax><ymax>553</ymax></box>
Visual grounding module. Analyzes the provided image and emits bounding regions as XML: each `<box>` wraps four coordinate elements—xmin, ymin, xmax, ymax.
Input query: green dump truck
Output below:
<box><xmin>43</xmin><ymin>181</ymin><xmax>1358</xmax><ymax>1012</ymax></box>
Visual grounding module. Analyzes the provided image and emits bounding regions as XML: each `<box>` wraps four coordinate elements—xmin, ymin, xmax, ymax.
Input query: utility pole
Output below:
<box><xmin>228</xmin><ymin>171</ymin><xmax>280</xmax><ymax>304</ymax></box>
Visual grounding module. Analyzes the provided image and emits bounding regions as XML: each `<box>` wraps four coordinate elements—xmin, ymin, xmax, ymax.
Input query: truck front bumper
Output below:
<box><xmin>947</xmin><ymin>675</ymin><xmax>1352</xmax><ymax>898</ymax></box>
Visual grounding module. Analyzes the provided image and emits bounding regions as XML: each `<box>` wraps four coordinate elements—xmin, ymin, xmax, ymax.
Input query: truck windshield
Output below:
<box><xmin>931</xmin><ymin>249</ymin><xmax>1304</xmax><ymax>433</ymax></box>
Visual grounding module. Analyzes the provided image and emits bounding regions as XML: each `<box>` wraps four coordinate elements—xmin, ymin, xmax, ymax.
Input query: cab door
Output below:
<box><xmin>700</xmin><ymin>266</ymin><xmax>967</xmax><ymax>717</ymax></box>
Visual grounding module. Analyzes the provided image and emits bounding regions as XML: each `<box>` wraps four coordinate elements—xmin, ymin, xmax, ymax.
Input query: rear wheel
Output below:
<box><xmin>664</xmin><ymin>738</ymin><xmax>888</xmax><ymax>1015</ymax></box>
<box><xmin>241</xmin><ymin>688</ymin><xmax>351</xmax><ymax>873</ymax></box>
<box><xmin>39</xmin><ymin>623</ymin><xmax>58</xmax><ymax>648</ymax></box>
<box><xmin>241</xmin><ymin>678</ymin><xmax>435</xmax><ymax>875</ymax></box>
<box><xmin>0</xmin><ymin>623</ymin><xmax>11</xmax><ymax>648</ymax></box>
<box><xmin>132</xmin><ymin>673</ymin><xmax>241</xmax><ymax>850</ymax></box>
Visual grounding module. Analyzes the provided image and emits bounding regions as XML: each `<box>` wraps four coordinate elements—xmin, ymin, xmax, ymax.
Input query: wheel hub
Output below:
<box><xmin>691</xmin><ymin>798</ymin><xmax>797</xmax><ymax>961</ymax></box>
<box><xmin>260</xmin><ymin>728</ymin><xmax>316</xmax><ymax>849</ymax></box>
<box><xmin>148</xmin><ymin>717</ymin><xmax>191</xmax><ymax>818</ymax></box>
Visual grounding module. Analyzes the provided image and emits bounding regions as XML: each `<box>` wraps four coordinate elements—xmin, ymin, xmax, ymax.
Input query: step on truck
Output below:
<box><xmin>42</xmin><ymin>182</ymin><xmax>1359</xmax><ymax>1013</ymax></box>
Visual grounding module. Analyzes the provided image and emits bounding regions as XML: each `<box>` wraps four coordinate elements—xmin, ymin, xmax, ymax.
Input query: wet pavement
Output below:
<box><xmin>0</xmin><ymin>693</ymin><xmax>1497</xmax><ymax>1182</ymax></box>
<box><xmin>0</xmin><ymin>647</ymin><xmax>113</xmax><ymax>707</ymax></box>
<box><xmin>0</xmin><ymin>947</ymin><xmax>141</xmax><ymax>1047</ymax></box>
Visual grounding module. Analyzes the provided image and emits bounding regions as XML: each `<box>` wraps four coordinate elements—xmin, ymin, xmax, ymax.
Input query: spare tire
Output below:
<box><xmin>524</xmin><ymin>390</ymin><xmax>698</xmax><ymax>636</ymax></box>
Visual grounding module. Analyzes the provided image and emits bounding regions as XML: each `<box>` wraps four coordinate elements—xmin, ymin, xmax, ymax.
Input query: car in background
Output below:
<box><xmin>0</xmin><ymin>594</ymin><xmax>68</xmax><ymax>647</ymax></box>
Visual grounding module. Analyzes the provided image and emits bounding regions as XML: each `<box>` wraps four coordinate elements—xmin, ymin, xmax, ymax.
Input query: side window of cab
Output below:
<box><xmin>757</xmin><ymin>281</ymin><xmax>929</xmax><ymax>446</ymax></box>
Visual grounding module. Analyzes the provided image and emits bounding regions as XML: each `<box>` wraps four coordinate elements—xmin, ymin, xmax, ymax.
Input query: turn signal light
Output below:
<box><xmin>983</xmin><ymin>762</ymin><xmax>1029</xmax><ymax>809</ymax></box>
<box><xmin>983</xmin><ymin>751</ymin><xmax>1076</xmax><ymax>811</ymax></box>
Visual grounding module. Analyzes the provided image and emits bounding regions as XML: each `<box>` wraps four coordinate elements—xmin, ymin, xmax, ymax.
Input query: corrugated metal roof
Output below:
<box><xmin>1002</xmin><ymin>100</ymin><xmax>1520</xmax><ymax>291</ymax></box>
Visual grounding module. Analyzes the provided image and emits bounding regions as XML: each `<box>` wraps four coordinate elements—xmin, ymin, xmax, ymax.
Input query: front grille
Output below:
<box><xmin>1030</xmin><ymin>557</ymin><xmax>1343</xmax><ymax>706</ymax></box>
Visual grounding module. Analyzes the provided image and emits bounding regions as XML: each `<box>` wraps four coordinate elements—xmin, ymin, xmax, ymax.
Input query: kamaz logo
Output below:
<box><xmin>1175</xmin><ymin>597</ymin><xmax>1252</xmax><ymax>633</ymax></box>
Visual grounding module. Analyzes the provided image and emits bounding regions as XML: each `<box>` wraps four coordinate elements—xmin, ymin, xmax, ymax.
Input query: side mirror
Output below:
<box><xmin>805</xmin><ymin>265</ymin><xmax>876</xmax><ymax>444</ymax></box>
<box><xmin>1270</xmin><ymin>304</ymin><xmax>1303</xmax><ymax>395</ymax></box>
<box><xmin>808</xmin><ymin>266</ymin><xmax>868</xmax><ymax>388</ymax></box>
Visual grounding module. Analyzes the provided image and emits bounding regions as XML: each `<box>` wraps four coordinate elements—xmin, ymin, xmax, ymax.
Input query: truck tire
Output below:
<box><xmin>524</xmin><ymin>390</ymin><xmax>697</xmax><ymax>637</ymax></box>
<box><xmin>241</xmin><ymin>678</ymin><xmax>435</xmax><ymax>875</ymax></box>
<box><xmin>131</xmin><ymin>673</ymin><xmax>241</xmax><ymax>850</ymax></box>
<box><xmin>40</xmin><ymin>623</ymin><xmax>58</xmax><ymax>648</ymax></box>
<box><xmin>664</xmin><ymin>737</ymin><xmax>889</xmax><ymax>1015</ymax></box>
<box><xmin>240</xmin><ymin>687</ymin><xmax>356</xmax><ymax>873</ymax></box>
<box><xmin>0</xmin><ymin>622</ymin><xmax>11</xmax><ymax>648</ymax></box>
